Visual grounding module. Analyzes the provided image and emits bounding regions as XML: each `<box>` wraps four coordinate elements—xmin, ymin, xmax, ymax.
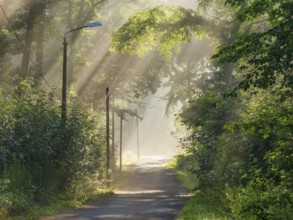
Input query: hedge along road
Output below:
<box><xmin>43</xmin><ymin>156</ymin><xmax>189</xmax><ymax>220</ymax></box>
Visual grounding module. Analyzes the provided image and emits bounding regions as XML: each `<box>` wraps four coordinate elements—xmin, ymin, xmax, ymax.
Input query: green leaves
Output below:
<box><xmin>214</xmin><ymin>0</ymin><xmax>293</xmax><ymax>95</ymax></box>
<box><xmin>111</xmin><ymin>5</ymin><xmax>209</xmax><ymax>59</ymax></box>
<box><xmin>227</xmin><ymin>181</ymin><xmax>292</xmax><ymax>219</ymax></box>
<box><xmin>0</xmin><ymin>82</ymin><xmax>107</xmax><ymax>216</ymax></box>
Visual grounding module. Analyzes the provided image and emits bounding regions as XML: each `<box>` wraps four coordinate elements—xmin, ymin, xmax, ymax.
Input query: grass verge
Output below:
<box><xmin>110</xmin><ymin>165</ymin><xmax>134</xmax><ymax>190</ymax></box>
<box><xmin>5</xmin><ymin>166</ymin><xmax>134</xmax><ymax>220</ymax></box>
<box><xmin>1</xmin><ymin>161</ymin><xmax>136</xmax><ymax>220</ymax></box>
<box><xmin>165</xmin><ymin>155</ymin><xmax>232</xmax><ymax>220</ymax></box>
<box><xmin>5</xmin><ymin>190</ymin><xmax>114</xmax><ymax>220</ymax></box>
<box><xmin>177</xmin><ymin>191</ymin><xmax>232</xmax><ymax>220</ymax></box>
<box><xmin>165</xmin><ymin>158</ymin><xmax>196</xmax><ymax>191</ymax></box>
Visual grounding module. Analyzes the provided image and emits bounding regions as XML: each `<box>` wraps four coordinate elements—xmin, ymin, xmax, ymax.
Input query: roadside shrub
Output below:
<box><xmin>0</xmin><ymin>81</ymin><xmax>106</xmax><ymax>217</ymax></box>
<box><xmin>0</xmin><ymin>177</ymin><xmax>30</xmax><ymax>217</ymax></box>
<box><xmin>227</xmin><ymin>182</ymin><xmax>292</xmax><ymax>220</ymax></box>
<box><xmin>178</xmin><ymin>190</ymin><xmax>231</xmax><ymax>220</ymax></box>
<box><xmin>0</xmin><ymin>191</ymin><xmax>30</xmax><ymax>216</ymax></box>
<box><xmin>0</xmin><ymin>179</ymin><xmax>10</xmax><ymax>217</ymax></box>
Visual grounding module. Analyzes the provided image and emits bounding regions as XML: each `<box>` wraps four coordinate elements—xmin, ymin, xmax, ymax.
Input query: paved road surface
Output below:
<box><xmin>43</xmin><ymin>157</ymin><xmax>189</xmax><ymax>220</ymax></box>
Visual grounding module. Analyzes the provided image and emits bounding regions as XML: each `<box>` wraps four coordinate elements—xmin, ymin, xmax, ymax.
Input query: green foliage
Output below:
<box><xmin>213</xmin><ymin>0</ymin><xmax>293</xmax><ymax>96</ymax></box>
<box><xmin>227</xmin><ymin>182</ymin><xmax>292</xmax><ymax>220</ymax></box>
<box><xmin>0</xmin><ymin>165</ymin><xmax>33</xmax><ymax>216</ymax></box>
<box><xmin>111</xmin><ymin>166</ymin><xmax>135</xmax><ymax>190</ymax></box>
<box><xmin>178</xmin><ymin>191</ymin><xmax>232</xmax><ymax>220</ymax></box>
<box><xmin>0</xmin><ymin>0</ymin><xmax>291</xmax><ymax>219</ymax></box>
<box><xmin>111</xmin><ymin>5</ymin><xmax>209</xmax><ymax>59</ymax></box>
<box><xmin>7</xmin><ymin>190</ymin><xmax>114</xmax><ymax>220</ymax></box>
<box><xmin>223</xmin><ymin>88</ymin><xmax>293</xmax><ymax>218</ymax></box>
<box><xmin>158</xmin><ymin>1</ymin><xmax>293</xmax><ymax>218</ymax></box>
<box><xmin>179</xmin><ymin>85</ymin><xmax>293</xmax><ymax>218</ymax></box>
<box><xmin>165</xmin><ymin>153</ymin><xmax>197</xmax><ymax>191</ymax></box>
<box><xmin>168</xmin><ymin>154</ymin><xmax>231</xmax><ymax>220</ymax></box>
<box><xmin>0</xmin><ymin>81</ymin><xmax>106</xmax><ymax>217</ymax></box>
<box><xmin>179</xmin><ymin>85</ymin><xmax>241</xmax><ymax>190</ymax></box>
<box><xmin>227</xmin><ymin>88</ymin><xmax>293</xmax><ymax>183</ymax></box>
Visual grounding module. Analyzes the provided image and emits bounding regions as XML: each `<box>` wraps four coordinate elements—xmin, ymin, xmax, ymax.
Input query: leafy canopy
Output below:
<box><xmin>213</xmin><ymin>0</ymin><xmax>293</xmax><ymax>95</ymax></box>
<box><xmin>110</xmin><ymin>5</ymin><xmax>222</xmax><ymax>59</ymax></box>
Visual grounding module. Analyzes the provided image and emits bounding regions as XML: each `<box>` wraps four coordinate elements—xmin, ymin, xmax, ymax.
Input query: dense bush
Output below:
<box><xmin>179</xmin><ymin>86</ymin><xmax>293</xmax><ymax>219</ymax></box>
<box><xmin>0</xmin><ymin>81</ymin><xmax>106</xmax><ymax>217</ymax></box>
<box><xmin>227</xmin><ymin>181</ymin><xmax>292</xmax><ymax>220</ymax></box>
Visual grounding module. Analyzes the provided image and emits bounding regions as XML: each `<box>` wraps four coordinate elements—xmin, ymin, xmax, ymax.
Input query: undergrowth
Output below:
<box><xmin>110</xmin><ymin>165</ymin><xmax>134</xmax><ymax>190</ymax></box>
<box><xmin>4</xmin><ymin>191</ymin><xmax>114</xmax><ymax>220</ymax></box>
<box><xmin>3</xmin><ymin>165</ymin><xmax>135</xmax><ymax>219</ymax></box>
<box><xmin>166</xmin><ymin>153</ymin><xmax>232</xmax><ymax>220</ymax></box>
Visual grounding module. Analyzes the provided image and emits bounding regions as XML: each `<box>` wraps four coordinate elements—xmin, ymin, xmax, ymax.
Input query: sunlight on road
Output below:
<box><xmin>43</xmin><ymin>156</ymin><xmax>188</xmax><ymax>219</ymax></box>
<box><xmin>116</xmin><ymin>189</ymin><xmax>165</xmax><ymax>194</ymax></box>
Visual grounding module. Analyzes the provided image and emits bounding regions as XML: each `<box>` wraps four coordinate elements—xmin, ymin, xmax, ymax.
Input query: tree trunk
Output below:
<box><xmin>221</xmin><ymin>4</ymin><xmax>246</xmax><ymax>84</ymax></box>
<box><xmin>0</xmin><ymin>0</ymin><xmax>11</xmax><ymax>31</ymax></box>
<box><xmin>222</xmin><ymin>21</ymin><xmax>241</xmax><ymax>84</ymax></box>
<box><xmin>67</xmin><ymin>1</ymin><xmax>74</xmax><ymax>87</ymax></box>
<box><xmin>36</xmin><ymin>24</ymin><xmax>44</xmax><ymax>75</ymax></box>
<box><xmin>67</xmin><ymin>0</ymin><xmax>85</xmax><ymax>88</ymax></box>
<box><xmin>20</xmin><ymin>3</ymin><xmax>36</xmax><ymax>79</ymax></box>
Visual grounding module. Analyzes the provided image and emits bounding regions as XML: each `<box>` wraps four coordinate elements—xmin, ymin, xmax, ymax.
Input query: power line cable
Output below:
<box><xmin>0</xmin><ymin>3</ymin><xmax>54</xmax><ymax>91</ymax></box>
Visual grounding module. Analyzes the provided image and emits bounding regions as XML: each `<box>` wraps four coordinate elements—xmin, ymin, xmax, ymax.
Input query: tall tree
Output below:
<box><xmin>213</xmin><ymin>0</ymin><xmax>293</xmax><ymax>97</ymax></box>
<box><xmin>64</xmin><ymin>0</ymin><xmax>107</xmax><ymax>88</ymax></box>
<box><xmin>20</xmin><ymin>0</ymin><xmax>50</xmax><ymax>79</ymax></box>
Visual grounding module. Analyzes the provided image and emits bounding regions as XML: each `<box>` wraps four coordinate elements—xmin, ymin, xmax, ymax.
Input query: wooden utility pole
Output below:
<box><xmin>119</xmin><ymin>111</ymin><xmax>123</xmax><ymax>171</ymax></box>
<box><xmin>136</xmin><ymin>110</ymin><xmax>140</xmax><ymax>159</ymax></box>
<box><xmin>106</xmin><ymin>88</ymin><xmax>110</xmax><ymax>187</ymax></box>
<box><xmin>111</xmin><ymin>99</ymin><xmax>115</xmax><ymax>171</ymax></box>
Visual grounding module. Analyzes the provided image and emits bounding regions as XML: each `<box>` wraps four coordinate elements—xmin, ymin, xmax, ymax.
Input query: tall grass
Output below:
<box><xmin>166</xmin><ymin>154</ymin><xmax>232</xmax><ymax>220</ymax></box>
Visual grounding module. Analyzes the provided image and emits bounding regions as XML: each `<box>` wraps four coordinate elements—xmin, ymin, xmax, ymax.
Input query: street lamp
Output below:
<box><xmin>62</xmin><ymin>21</ymin><xmax>102</xmax><ymax>121</ymax></box>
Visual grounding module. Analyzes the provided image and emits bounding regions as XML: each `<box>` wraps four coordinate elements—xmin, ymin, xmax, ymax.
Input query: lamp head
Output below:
<box><xmin>85</xmin><ymin>21</ymin><xmax>102</xmax><ymax>27</ymax></box>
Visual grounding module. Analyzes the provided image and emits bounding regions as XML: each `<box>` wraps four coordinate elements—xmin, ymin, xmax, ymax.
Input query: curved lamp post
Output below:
<box><xmin>62</xmin><ymin>21</ymin><xmax>102</xmax><ymax>121</ymax></box>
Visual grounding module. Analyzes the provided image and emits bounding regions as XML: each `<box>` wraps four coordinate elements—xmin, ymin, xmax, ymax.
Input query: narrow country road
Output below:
<box><xmin>43</xmin><ymin>157</ymin><xmax>189</xmax><ymax>220</ymax></box>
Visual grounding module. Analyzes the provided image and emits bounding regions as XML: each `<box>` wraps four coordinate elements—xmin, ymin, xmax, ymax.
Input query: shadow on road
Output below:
<box><xmin>44</xmin><ymin>157</ymin><xmax>189</xmax><ymax>220</ymax></box>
